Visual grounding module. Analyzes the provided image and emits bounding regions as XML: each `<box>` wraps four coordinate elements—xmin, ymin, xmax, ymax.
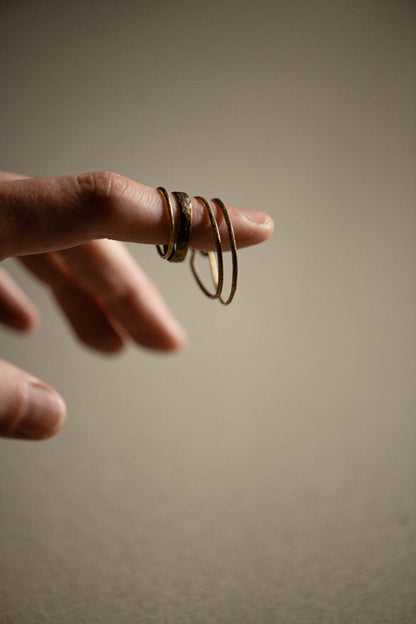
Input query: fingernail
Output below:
<box><xmin>16</xmin><ymin>381</ymin><xmax>67</xmax><ymax>439</ymax></box>
<box><xmin>240</xmin><ymin>210</ymin><xmax>274</xmax><ymax>229</ymax></box>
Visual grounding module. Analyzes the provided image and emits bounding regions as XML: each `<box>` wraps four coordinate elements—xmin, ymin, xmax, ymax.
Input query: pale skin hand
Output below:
<box><xmin>0</xmin><ymin>171</ymin><xmax>274</xmax><ymax>440</ymax></box>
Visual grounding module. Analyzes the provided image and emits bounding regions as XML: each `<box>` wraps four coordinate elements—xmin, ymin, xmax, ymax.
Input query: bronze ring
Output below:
<box><xmin>212</xmin><ymin>198</ymin><xmax>238</xmax><ymax>305</ymax></box>
<box><xmin>155</xmin><ymin>187</ymin><xmax>238</xmax><ymax>304</ymax></box>
<box><xmin>156</xmin><ymin>187</ymin><xmax>175</xmax><ymax>260</ymax></box>
<box><xmin>168</xmin><ymin>191</ymin><xmax>192</xmax><ymax>263</ymax></box>
<box><xmin>190</xmin><ymin>197</ymin><xmax>224</xmax><ymax>299</ymax></box>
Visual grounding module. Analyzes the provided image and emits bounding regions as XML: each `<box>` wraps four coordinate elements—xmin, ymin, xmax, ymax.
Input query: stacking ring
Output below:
<box><xmin>168</xmin><ymin>191</ymin><xmax>192</xmax><ymax>263</ymax></box>
<box><xmin>156</xmin><ymin>187</ymin><xmax>175</xmax><ymax>260</ymax></box>
<box><xmin>201</xmin><ymin>198</ymin><xmax>238</xmax><ymax>305</ymax></box>
<box><xmin>155</xmin><ymin>187</ymin><xmax>238</xmax><ymax>304</ymax></box>
<box><xmin>190</xmin><ymin>197</ymin><xmax>224</xmax><ymax>299</ymax></box>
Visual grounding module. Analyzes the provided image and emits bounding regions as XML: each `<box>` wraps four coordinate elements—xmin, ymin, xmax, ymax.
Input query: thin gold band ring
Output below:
<box><xmin>156</xmin><ymin>187</ymin><xmax>175</xmax><ymax>260</ymax></box>
<box><xmin>190</xmin><ymin>197</ymin><xmax>224</xmax><ymax>299</ymax></box>
<box><xmin>211</xmin><ymin>198</ymin><xmax>238</xmax><ymax>305</ymax></box>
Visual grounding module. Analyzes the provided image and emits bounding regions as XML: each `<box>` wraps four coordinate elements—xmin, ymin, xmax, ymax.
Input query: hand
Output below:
<box><xmin>0</xmin><ymin>171</ymin><xmax>274</xmax><ymax>440</ymax></box>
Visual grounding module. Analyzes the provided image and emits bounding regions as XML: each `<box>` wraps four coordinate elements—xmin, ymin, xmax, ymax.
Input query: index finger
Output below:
<box><xmin>0</xmin><ymin>171</ymin><xmax>274</xmax><ymax>259</ymax></box>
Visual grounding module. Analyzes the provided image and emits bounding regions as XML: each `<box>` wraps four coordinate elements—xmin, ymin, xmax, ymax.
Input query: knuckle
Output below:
<box><xmin>73</xmin><ymin>172</ymin><xmax>129</xmax><ymax>233</ymax></box>
<box><xmin>75</xmin><ymin>170</ymin><xmax>125</xmax><ymax>203</ymax></box>
<box><xmin>90</xmin><ymin>170</ymin><xmax>116</xmax><ymax>199</ymax></box>
<box><xmin>106</xmin><ymin>281</ymin><xmax>136</xmax><ymax>305</ymax></box>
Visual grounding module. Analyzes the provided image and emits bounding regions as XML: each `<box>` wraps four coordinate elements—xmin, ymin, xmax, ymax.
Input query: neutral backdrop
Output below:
<box><xmin>1</xmin><ymin>1</ymin><xmax>415</xmax><ymax>622</ymax></box>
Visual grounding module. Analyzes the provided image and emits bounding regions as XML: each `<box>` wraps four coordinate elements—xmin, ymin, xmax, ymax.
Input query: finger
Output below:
<box><xmin>1</xmin><ymin>174</ymin><xmax>126</xmax><ymax>351</ymax></box>
<box><xmin>0</xmin><ymin>171</ymin><xmax>274</xmax><ymax>259</ymax></box>
<box><xmin>0</xmin><ymin>266</ymin><xmax>39</xmax><ymax>330</ymax></box>
<box><xmin>0</xmin><ymin>359</ymin><xmax>66</xmax><ymax>440</ymax></box>
<box><xmin>0</xmin><ymin>171</ymin><xmax>27</xmax><ymax>182</ymax></box>
<box><xmin>59</xmin><ymin>240</ymin><xmax>186</xmax><ymax>351</ymax></box>
<box><xmin>19</xmin><ymin>253</ymin><xmax>126</xmax><ymax>353</ymax></box>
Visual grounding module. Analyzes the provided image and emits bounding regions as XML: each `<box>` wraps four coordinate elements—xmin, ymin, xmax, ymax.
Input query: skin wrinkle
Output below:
<box><xmin>76</xmin><ymin>171</ymin><xmax>124</xmax><ymax>240</ymax></box>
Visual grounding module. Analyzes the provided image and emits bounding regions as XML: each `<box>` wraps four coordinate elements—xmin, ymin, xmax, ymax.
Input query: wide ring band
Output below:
<box><xmin>168</xmin><ymin>191</ymin><xmax>192</xmax><ymax>263</ymax></box>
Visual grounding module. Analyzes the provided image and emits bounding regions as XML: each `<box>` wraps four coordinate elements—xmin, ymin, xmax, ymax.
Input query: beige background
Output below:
<box><xmin>1</xmin><ymin>1</ymin><xmax>415</xmax><ymax>622</ymax></box>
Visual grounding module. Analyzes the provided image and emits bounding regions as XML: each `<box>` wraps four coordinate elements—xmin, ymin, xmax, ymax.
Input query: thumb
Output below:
<box><xmin>0</xmin><ymin>359</ymin><xmax>67</xmax><ymax>440</ymax></box>
<box><xmin>0</xmin><ymin>171</ymin><xmax>274</xmax><ymax>259</ymax></box>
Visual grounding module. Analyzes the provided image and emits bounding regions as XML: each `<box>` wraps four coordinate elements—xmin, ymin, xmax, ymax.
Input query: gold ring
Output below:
<box><xmin>156</xmin><ymin>187</ymin><xmax>175</xmax><ymax>260</ymax></box>
<box><xmin>155</xmin><ymin>187</ymin><xmax>238</xmax><ymax>304</ymax></box>
<box><xmin>190</xmin><ymin>197</ymin><xmax>224</xmax><ymax>299</ymax></box>
<box><xmin>212</xmin><ymin>198</ymin><xmax>238</xmax><ymax>305</ymax></box>
<box><xmin>168</xmin><ymin>191</ymin><xmax>192</xmax><ymax>263</ymax></box>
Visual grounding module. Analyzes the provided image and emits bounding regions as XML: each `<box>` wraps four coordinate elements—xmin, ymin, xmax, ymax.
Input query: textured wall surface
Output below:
<box><xmin>1</xmin><ymin>1</ymin><xmax>415</xmax><ymax>622</ymax></box>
